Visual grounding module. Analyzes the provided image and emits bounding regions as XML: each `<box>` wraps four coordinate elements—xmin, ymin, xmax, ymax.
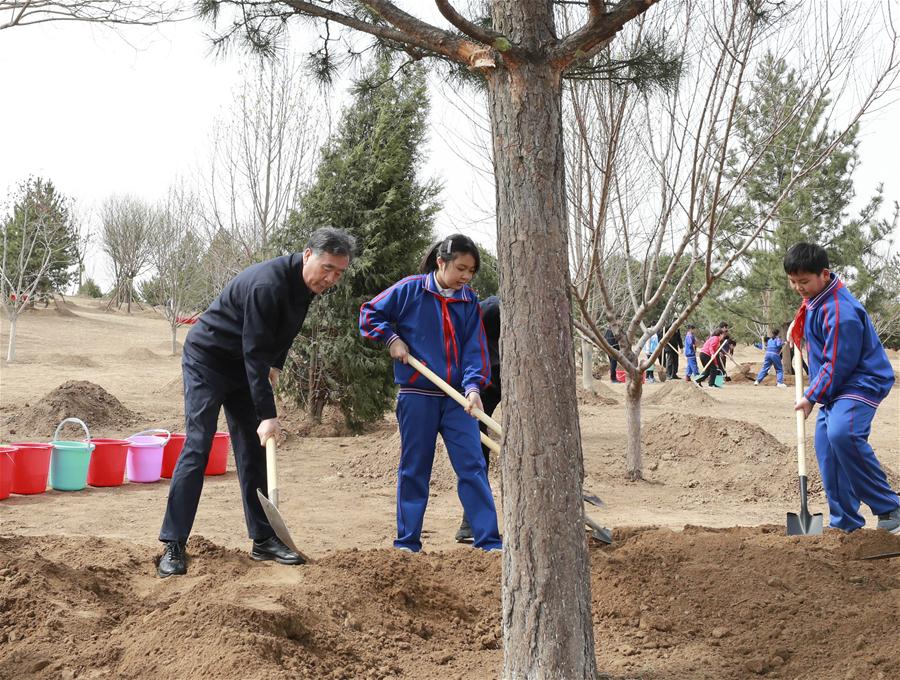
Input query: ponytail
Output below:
<box><xmin>419</xmin><ymin>234</ymin><xmax>481</xmax><ymax>274</ymax></box>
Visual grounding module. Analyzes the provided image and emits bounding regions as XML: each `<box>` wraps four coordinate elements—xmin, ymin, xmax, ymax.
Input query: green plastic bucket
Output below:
<box><xmin>713</xmin><ymin>374</ymin><xmax>726</xmax><ymax>387</ymax></box>
<box><xmin>49</xmin><ymin>418</ymin><xmax>95</xmax><ymax>492</ymax></box>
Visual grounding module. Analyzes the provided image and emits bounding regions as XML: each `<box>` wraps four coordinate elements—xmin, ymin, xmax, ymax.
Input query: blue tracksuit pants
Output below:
<box><xmin>814</xmin><ymin>398</ymin><xmax>899</xmax><ymax>531</ymax></box>
<box><xmin>685</xmin><ymin>355</ymin><xmax>698</xmax><ymax>378</ymax></box>
<box><xmin>755</xmin><ymin>352</ymin><xmax>784</xmax><ymax>384</ymax></box>
<box><xmin>395</xmin><ymin>392</ymin><xmax>502</xmax><ymax>552</ymax></box>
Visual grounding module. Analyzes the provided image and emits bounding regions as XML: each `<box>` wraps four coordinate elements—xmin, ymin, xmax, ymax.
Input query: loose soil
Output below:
<box><xmin>1</xmin><ymin>299</ymin><xmax>898</xmax><ymax>679</ymax></box>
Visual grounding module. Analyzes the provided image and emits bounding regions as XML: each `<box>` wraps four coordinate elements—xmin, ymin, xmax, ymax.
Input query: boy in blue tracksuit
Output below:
<box><xmin>785</xmin><ymin>243</ymin><xmax>898</xmax><ymax>534</ymax></box>
<box><xmin>754</xmin><ymin>329</ymin><xmax>787</xmax><ymax>387</ymax></box>
<box><xmin>360</xmin><ymin>234</ymin><xmax>502</xmax><ymax>552</ymax></box>
<box><xmin>683</xmin><ymin>324</ymin><xmax>699</xmax><ymax>380</ymax></box>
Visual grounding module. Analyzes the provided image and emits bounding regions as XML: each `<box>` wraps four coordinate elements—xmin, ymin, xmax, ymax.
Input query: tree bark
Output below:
<box><xmin>581</xmin><ymin>339</ymin><xmax>594</xmax><ymax>391</ymax></box>
<box><xmin>6</xmin><ymin>314</ymin><xmax>17</xmax><ymax>362</ymax></box>
<box><xmin>171</xmin><ymin>325</ymin><xmax>178</xmax><ymax>356</ymax></box>
<box><xmin>487</xmin><ymin>20</ymin><xmax>597</xmax><ymax>676</ymax></box>
<box><xmin>624</xmin><ymin>373</ymin><xmax>643</xmax><ymax>481</ymax></box>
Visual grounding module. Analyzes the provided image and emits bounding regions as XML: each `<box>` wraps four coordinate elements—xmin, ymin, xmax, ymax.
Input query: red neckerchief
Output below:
<box><xmin>791</xmin><ymin>299</ymin><xmax>808</xmax><ymax>348</ymax></box>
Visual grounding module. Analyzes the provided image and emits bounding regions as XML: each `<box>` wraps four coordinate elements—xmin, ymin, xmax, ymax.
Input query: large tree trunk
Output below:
<box><xmin>624</xmin><ymin>373</ymin><xmax>643</xmax><ymax>480</ymax></box>
<box><xmin>581</xmin><ymin>339</ymin><xmax>594</xmax><ymax>391</ymax></box>
<box><xmin>487</xmin><ymin>5</ymin><xmax>596</xmax><ymax>675</ymax></box>
<box><xmin>6</xmin><ymin>314</ymin><xmax>17</xmax><ymax>362</ymax></box>
<box><xmin>171</xmin><ymin>325</ymin><xmax>179</xmax><ymax>356</ymax></box>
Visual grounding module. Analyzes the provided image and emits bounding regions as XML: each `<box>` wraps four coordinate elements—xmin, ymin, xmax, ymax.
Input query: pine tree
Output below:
<box><xmin>278</xmin><ymin>58</ymin><xmax>439</xmax><ymax>430</ymax></box>
<box><xmin>727</xmin><ymin>55</ymin><xmax>895</xmax><ymax>337</ymax></box>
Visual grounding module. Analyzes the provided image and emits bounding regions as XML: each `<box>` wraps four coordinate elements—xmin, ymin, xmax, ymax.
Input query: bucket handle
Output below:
<box><xmin>54</xmin><ymin>417</ymin><xmax>92</xmax><ymax>443</ymax></box>
<box><xmin>129</xmin><ymin>429</ymin><xmax>171</xmax><ymax>446</ymax></box>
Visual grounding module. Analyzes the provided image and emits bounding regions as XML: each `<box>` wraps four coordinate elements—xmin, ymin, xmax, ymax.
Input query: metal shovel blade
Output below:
<box><xmin>584</xmin><ymin>515</ymin><xmax>613</xmax><ymax>545</ymax></box>
<box><xmin>582</xmin><ymin>492</ymin><xmax>605</xmax><ymax>508</ymax></box>
<box><xmin>256</xmin><ymin>489</ymin><xmax>312</xmax><ymax>563</ymax></box>
<box><xmin>786</xmin><ymin>476</ymin><xmax>823</xmax><ymax>536</ymax></box>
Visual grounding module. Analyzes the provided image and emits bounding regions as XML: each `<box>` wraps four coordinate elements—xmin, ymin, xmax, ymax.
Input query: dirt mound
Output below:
<box><xmin>641</xmin><ymin>413</ymin><xmax>824</xmax><ymax>503</ymax></box>
<box><xmin>348</xmin><ymin>429</ymin><xmax>500</xmax><ymax>492</ymax></box>
<box><xmin>644</xmin><ymin>380</ymin><xmax>717</xmax><ymax>407</ymax></box>
<box><xmin>730</xmin><ymin>361</ymin><xmax>796</xmax><ymax>386</ymax></box>
<box><xmin>1</xmin><ymin>529</ymin><xmax>897</xmax><ymax>680</ymax></box>
<box><xmin>4</xmin><ymin>380</ymin><xmax>140</xmax><ymax>437</ymax></box>
<box><xmin>156</xmin><ymin>374</ymin><xmax>185</xmax><ymax>401</ymax></box>
<box><xmin>38</xmin><ymin>353</ymin><xmax>99</xmax><ymax>368</ymax></box>
<box><xmin>278</xmin><ymin>402</ymin><xmax>359</xmax><ymax>438</ymax></box>
<box><xmin>578</xmin><ymin>384</ymin><xmax>619</xmax><ymax>406</ymax></box>
<box><xmin>122</xmin><ymin>347</ymin><xmax>161</xmax><ymax>361</ymax></box>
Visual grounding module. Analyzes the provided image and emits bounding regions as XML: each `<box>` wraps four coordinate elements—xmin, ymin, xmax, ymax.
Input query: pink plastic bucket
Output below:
<box><xmin>126</xmin><ymin>430</ymin><xmax>171</xmax><ymax>483</ymax></box>
<box><xmin>0</xmin><ymin>446</ymin><xmax>16</xmax><ymax>500</ymax></box>
<box><xmin>87</xmin><ymin>438</ymin><xmax>130</xmax><ymax>487</ymax></box>
<box><xmin>206</xmin><ymin>432</ymin><xmax>230</xmax><ymax>476</ymax></box>
<box><xmin>161</xmin><ymin>433</ymin><xmax>187</xmax><ymax>479</ymax></box>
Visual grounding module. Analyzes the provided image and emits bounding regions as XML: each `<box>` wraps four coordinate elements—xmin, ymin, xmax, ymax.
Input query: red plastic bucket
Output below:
<box><xmin>9</xmin><ymin>442</ymin><xmax>52</xmax><ymax>495</ymax></box>
<box><xmin>206</xmin><ymin>432</ymin><xmax>230</xmax><ymax>476</ymax></box>
<box><xmin>87</xmin><ymin>439</ymin><xmax>130</xmax><ymax>487</ymax></box>
<box><xmin>0</xmin><ymin>446</ymin><xmax>17</xmax><ymax>500</ymax></box>
<box><xmin>161</xmin><ymin>433</ymin><xmax>187</xmax><ymax>479</ymax></box>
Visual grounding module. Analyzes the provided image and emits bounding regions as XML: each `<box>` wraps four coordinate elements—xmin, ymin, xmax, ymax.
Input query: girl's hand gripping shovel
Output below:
<box><xmin>256</xmin><ymin>437</ymin><xmax>312</xmax><ymax>562</ymax></box>
<box><xmin>786</xmin><ymin>344</ymin><xmax>824</xmax><ymax>536</ymax></box>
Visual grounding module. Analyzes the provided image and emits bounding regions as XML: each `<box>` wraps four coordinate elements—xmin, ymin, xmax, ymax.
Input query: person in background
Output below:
<box><xmin>456</xmin><ymin>294</ymin><xmax>500</xmax><ymax>543</ymax></box>
<box><xmin>359</xmin><ymin>234</ymin><xmax>503</xmax><ymax>553</ymax></box>
<box><xmin>605</xmin><ymin>327</ymin><xmax>621</xmax><ymax>383</ymax></box>
<box><xmin>660</xmin><ymin>325</ymin><xmax>683</xmax><ymax>380</ymax></box>
<box><xmin>754</xmin><ymin>328</ymin><xmax>787</xmax><ymax>387</ymax></box>
<box><xmin>157</xmin><ymin>227</ymin><xmax>356</xmax><ymax>578</ymax></box>
<box><xmin>684</xmin><ymin>325</ymin><xmax>699</xmax><ymax>381</ymax></box>
<box><xmin>785</xmin><ymin>242</ymin><xmax>898</xmax><ymax>534</ymax></box>
<box><xmin>644</xmin><ymin>332</ymin><xmax>660</xmax><ymax>383</ymax></box>
<box><xmin>694</xmin><ymin>328</ymin><xmax>724</xmax><ymax>388</ymax></box>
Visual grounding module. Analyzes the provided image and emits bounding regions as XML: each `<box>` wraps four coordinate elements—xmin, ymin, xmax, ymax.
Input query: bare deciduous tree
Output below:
<box><xmin>204</xmin><ymin>54</ymin><xmax>321</xmax><ymax>262</ymax></box>
<box><xmin>150</xmin><ymin>184</ymin><xmax>205</xmax><ymax>354</ymax></box>
<box><xmin>100</xmin><ymin>195</ymin><xmax>155</xmax><ymax>313</ymax></box>
<box><xmin>1</xmin><ymin>201</ymin><xmax>53</xmax><ymax>361</ymax></box>
<box><xmin>570</xmin><ymin>1</ymin><xmax>900</xmax><ymax>480</ymax></box>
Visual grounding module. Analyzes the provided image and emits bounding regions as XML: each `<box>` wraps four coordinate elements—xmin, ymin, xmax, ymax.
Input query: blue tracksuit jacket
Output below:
<box><xmin>802</xmin><ymin>274</ymin><xmax>894</xmax><ymax>407</ymax></box>
<box><xmin>684</xmin><ymin>332</ymin><xmax>696</xmax><ymax>358</ymax></box>
<box><xmin>359</xmin><ymin>273</ymin><xmax>491</xmax><ymax>396</ymax></box>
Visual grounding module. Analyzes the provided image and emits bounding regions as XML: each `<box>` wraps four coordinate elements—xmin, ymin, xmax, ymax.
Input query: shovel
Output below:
<box><xmin>256</xmin><ymin>437</ymin><xmax>313</xmax><ymax>563</ymax></box>
<box><xmin>407</xmin><ymin>355</ymin><xmax>502</xmax><ymax>436</ymax></box>
<box><xmin>786</xmin><ymin>346</ymin><xmax>823</xmax><ymax>536</ymax></box>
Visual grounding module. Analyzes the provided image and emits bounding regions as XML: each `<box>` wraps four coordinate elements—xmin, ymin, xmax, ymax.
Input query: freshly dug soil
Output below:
<box><xmin>3</xmin><ymin>380</ymin><xmax>140</xmax><ymax>438</ymax></box>
<box><xmin>578</xmin><ymin>384</ymin><xmax>619</xmax><ymax>406</ymax></box>
<box><xmin>730</xmin><ymin>362</ymin><xmax>796</xmax><ymax>386</ymax></box>
<box><xmin>644</xmin><ymin>380</ymin><xmax>717</xmax><ymax>407</ymax></box>
<box><xmin>0</xmin><ymin>528</ymin><xmax>897</xmax><ymax>680</ymax></box>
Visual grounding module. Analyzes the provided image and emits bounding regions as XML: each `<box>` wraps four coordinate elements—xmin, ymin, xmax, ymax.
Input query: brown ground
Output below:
<box><xmin>1</xmin><ymin>298</ymin><xmax>899</xmax><ymax>680</ymax></box>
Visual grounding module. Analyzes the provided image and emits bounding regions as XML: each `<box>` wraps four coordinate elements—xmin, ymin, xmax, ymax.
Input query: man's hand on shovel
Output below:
<box><xmin>257</xmin><ymin>417</ymin><xmax>283</xmax><ymax>447</ymax></box>
<box><xmin>794</xmin><ymin>397</ymin><xmax>814</xmax><ymax>420</ymax></box>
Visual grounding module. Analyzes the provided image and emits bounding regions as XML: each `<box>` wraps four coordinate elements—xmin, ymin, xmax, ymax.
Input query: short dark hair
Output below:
<box><xmin>419</xmin><ymin>234</ymin><xmax>481</xmax><ymax>274</ymax></box>
<box><xmin>307</xmin><ymin>227</ymin><xmax>356</xmax><ymax>259</ymax></box>
<box><xmin>784</xmin><ymin>243</ymin><xmax>828</xmax><ymax>275</ymax></box>
<box><xmin>686</xmin><ymin>324</ymin><xmax>696</xmax><ymax>330</ymax></box>
<box><xmin>771</xmin><ymin>328</ymin><xmax>780</xmax><ymax>336</ymax></box>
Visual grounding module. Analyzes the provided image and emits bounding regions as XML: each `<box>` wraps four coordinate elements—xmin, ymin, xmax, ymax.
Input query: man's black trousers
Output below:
<box><xmin>159</xmin><ymin>350</ymin><xmax>273</xmax><ymax>543</ymax></box>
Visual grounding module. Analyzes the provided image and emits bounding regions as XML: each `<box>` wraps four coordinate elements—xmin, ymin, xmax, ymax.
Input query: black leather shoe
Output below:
<box><xmin>157</xmin><ymin>540</ymin><xmax>187</xmax><ymax>578</ymax></box>
<box><xmin>251</xmin><ymin>536</ymin><xmax>306</xmax><ymax>565</ymax></box>
<box><xmin>455</xmin><ymin>517</ymin><xmax>474</xmax><ymax>543</ymax></box>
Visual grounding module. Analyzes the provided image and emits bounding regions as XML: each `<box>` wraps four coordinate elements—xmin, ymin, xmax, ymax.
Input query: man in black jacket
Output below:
<box><xmin>605</xmin><ymin>327</ymin><xmax>621</xmax><ymax>383</ymax></box>
<box><xmin>157</xmin><ymin>227</ymin><xmax>355</xmax><ymax>578</ymax></box>
<box><xmin>660</xmin><ymin>325</ymin><xmax>683</xmax><ymax>380</ymax></box>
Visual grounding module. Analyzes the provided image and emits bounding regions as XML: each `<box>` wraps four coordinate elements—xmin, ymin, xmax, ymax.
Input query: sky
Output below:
<box><xmin>1</xmin><ymin>6</ymin><xmax>899</xmax><ymax>288</ymax></box>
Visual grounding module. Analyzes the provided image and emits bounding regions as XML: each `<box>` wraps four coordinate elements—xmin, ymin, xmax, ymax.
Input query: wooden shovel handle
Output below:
<box><xmin>265</xmin><ymin>437</ymin><xmax>279</xmax><ymax>508</ymax></box>
<box><xmin>793</xmin><ymin>346</ymin><xmax>807</xmax><ymax>477</ymax></box>
<box><xmin>406</xmin><ymin>355</ymin><xmax>503</xmax><ymax>437</ymax></box>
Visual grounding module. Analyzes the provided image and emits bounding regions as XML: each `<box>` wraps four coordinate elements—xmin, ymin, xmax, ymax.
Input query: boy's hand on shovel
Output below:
<box><xmin>794</xmin><ymin>397</ymin><xmax>813</xmax><ymax>420</ymax></box>
<box><xmin>389</xmin><ymin>338</ymin><xmax>410</xmax><ymax>364</ymax></box>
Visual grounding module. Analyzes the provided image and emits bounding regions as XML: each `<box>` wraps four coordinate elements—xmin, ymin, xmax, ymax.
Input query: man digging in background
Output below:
<box><xmin>156</xmin><ymin>228</ymin><xmax>355</xmax><ymax>577</ymax></box>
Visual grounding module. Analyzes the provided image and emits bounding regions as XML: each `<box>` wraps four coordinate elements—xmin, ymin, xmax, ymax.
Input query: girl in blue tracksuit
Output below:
<box><xmin>754</xmin><ymin>329</ymin><xmax>786</xmax><ymax>387</ymax></box>
<box><xmin>785</xmin><ymin>243</ymin><xmax>898</xmax><ymax>534</ymax></box>
<box><xmin>359</xmin><ymin>234</ymin><xmax>502</xmax><ymax>552</ymax></box>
